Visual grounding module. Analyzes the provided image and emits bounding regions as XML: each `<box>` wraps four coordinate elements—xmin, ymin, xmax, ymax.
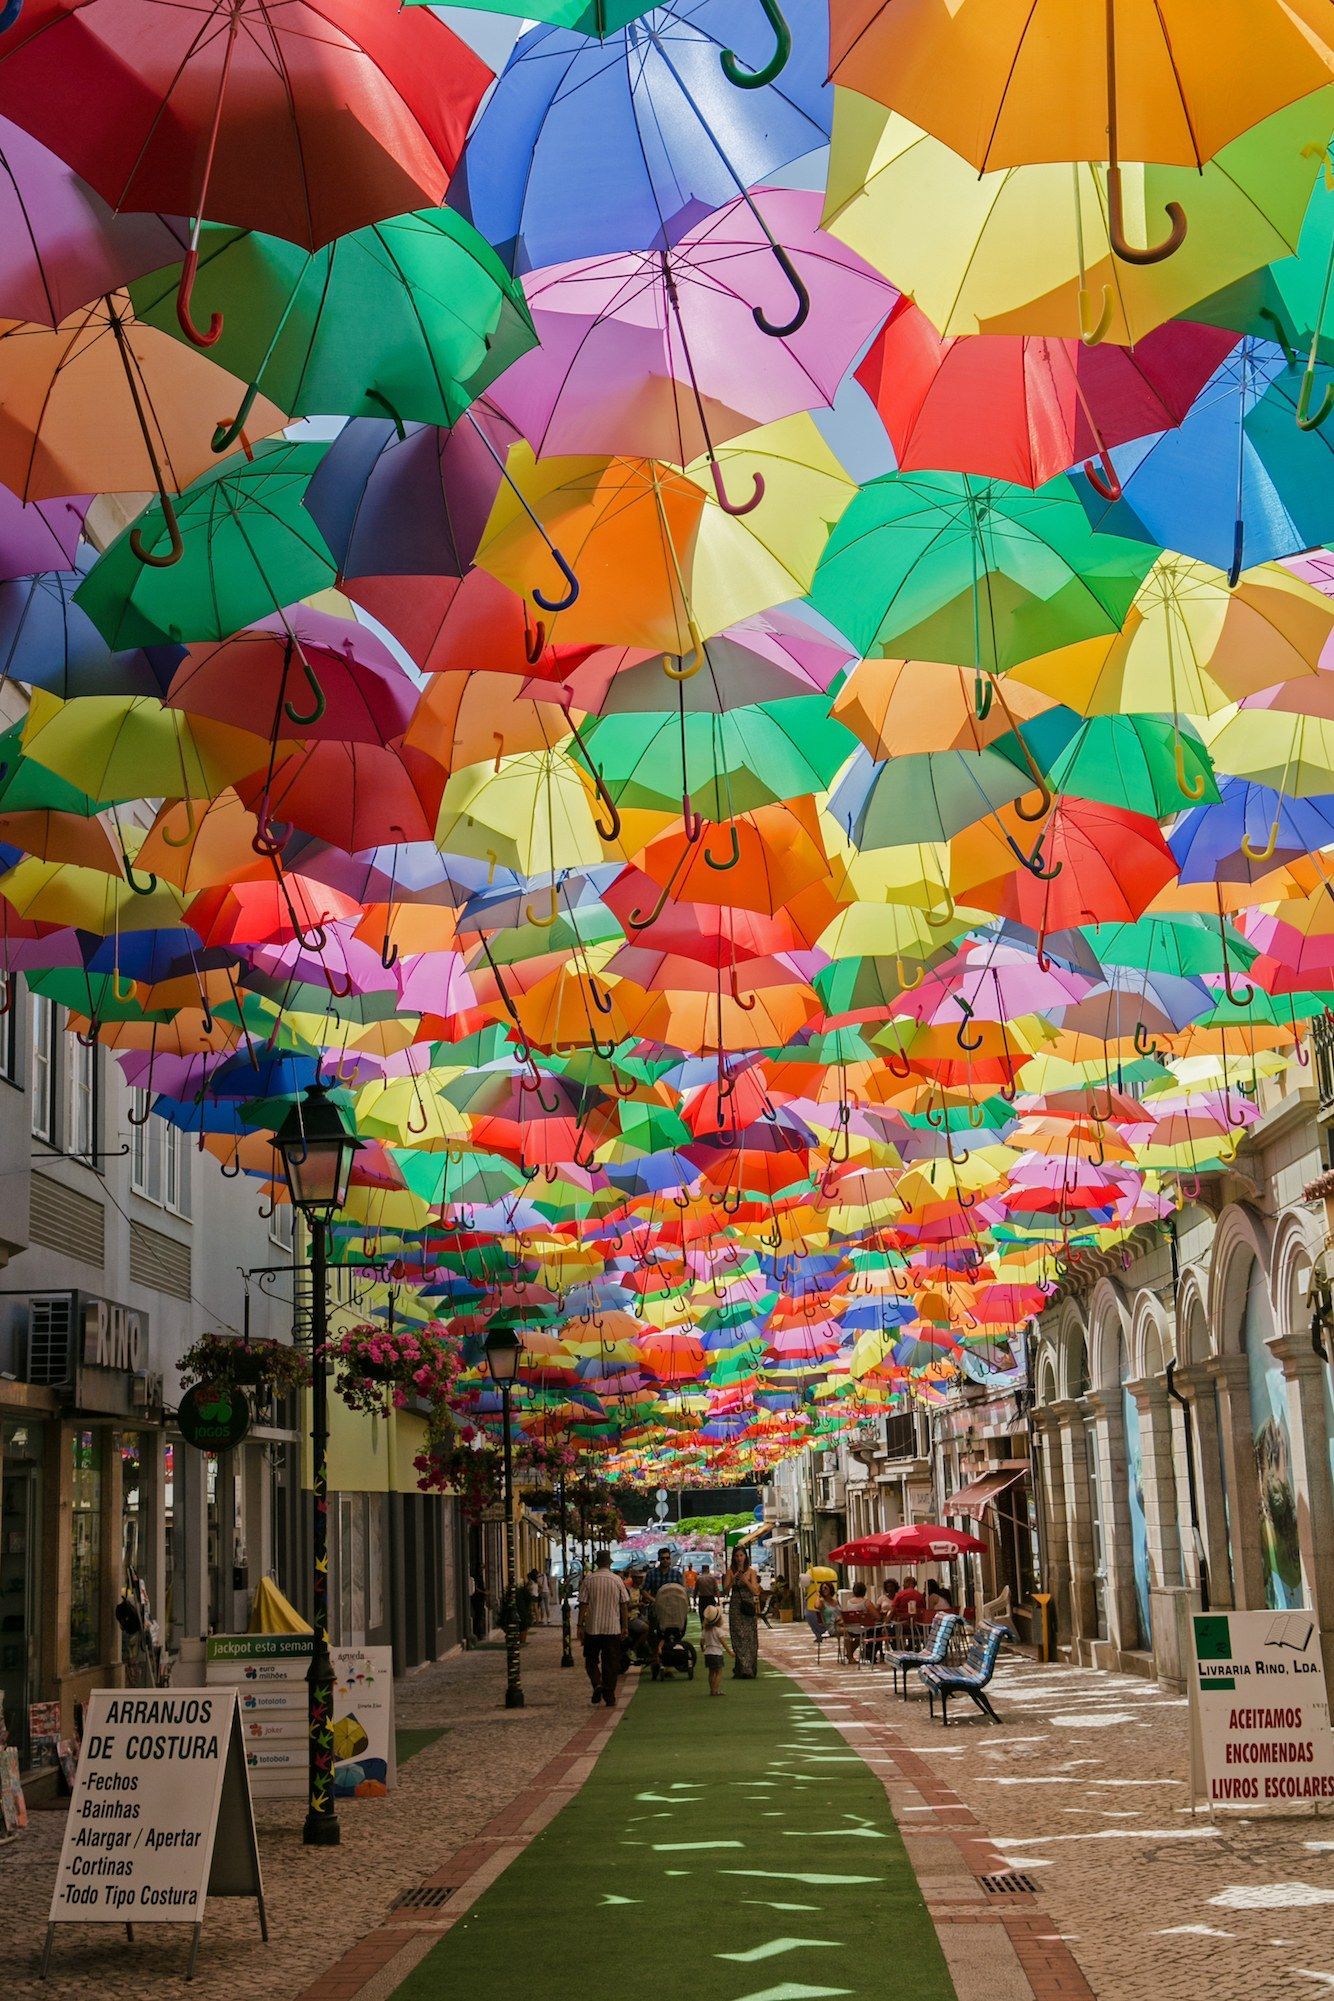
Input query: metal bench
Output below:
<box><xmin>889</xmin><ymin>1612</ymin><xmax>962</xmax><ymax>1697</ymax></box>
<box><xmin>919</xmin><ymin>1621</ymin><xmax>1005</xmax><ymax>1725</ymax></box>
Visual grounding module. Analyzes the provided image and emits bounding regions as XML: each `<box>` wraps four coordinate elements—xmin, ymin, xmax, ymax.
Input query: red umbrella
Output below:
<box><xmin>978</xmin><ymin>799</ymin><xmax>1179</xmax><ymax>951</ymax></box>
<box><xmin>167</xmin><ymin>608</ymin><xmax>416</xmax><ymax>747</ymax></box>
<box><xmin>0</xmin><ymin>0</ymin><xmax>488</xmax><ymax>344</ymax></box>
<box><xmin>829</xmin><ymin>1524</ymin><xmax>987</xmax><ymax>1567</ymax></box>
<box><xmin>235</xmin><ymin>740</ymin><xmax>446</xmax><ymax>852</ymax></box>
<box><xmin>345</xmin><ymin>569</ymin><xmax>599</xmax><ymax>682</ymax></box>
<box><xmin>857</xmin><ymin>298</ymin><xmax>1236</xmax><ymax>493</ymax></box>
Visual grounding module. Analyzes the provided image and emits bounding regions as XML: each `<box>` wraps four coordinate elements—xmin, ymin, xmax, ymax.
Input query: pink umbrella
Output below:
<box><xmin>0</xmin><ymin>115</ymin><xmax>186</xmax><ymax>329</ymax></box>
<box><xmin>166</xmin><ymin>606</ymin><xmax>416</xmax><ymax>746</ymax></box>
<box><xmin>488</xmin><ymin>188</ymin><xmax>894</xmax><ymax>487</ymax></box>
<box><xmin>0</xmin><ymin>481</ymin><xmax>86</xmax><ymax>579</ymax></box>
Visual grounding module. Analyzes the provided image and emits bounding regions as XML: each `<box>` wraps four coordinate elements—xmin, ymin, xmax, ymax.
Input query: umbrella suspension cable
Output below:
<box><xmin>1104</xmin><ymin>0</ymin><xmax>1187</xmax><ymax>266</ymax></box>
<box><xmin>1072</xmin><ymin>165</ymin><xmax>1113</xmax><ymax>346</ymax></box>
<box><xmin>177</xmin><ymin>5</ymin><xmax>244</xmax><ymax>348</ymax></box>
<box><xmin>460</xmin><ymin>410</ymin><xmax>579</xmax><ymax>611</ymax></box>
<box><xmin>106</xmin><ymin>304</ymin><xmax>185</xmax><ymax>567</ymax></box>
<box><xmin>651</xmin><ymin>45</ymin><xmax>808</xmax><ymax>336</ymax></box>
<box><xmin>659</xmin><ymin>253</ymin><xmax>763</xmax><ymax>516</ymax></box>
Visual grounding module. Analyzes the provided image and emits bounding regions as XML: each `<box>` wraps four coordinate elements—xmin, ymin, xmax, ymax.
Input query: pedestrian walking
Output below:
<box><xmin>644</xmin><ymin>1546</ymin><xmax>682</xmax><ymax>1597</ymax></box>
<box><xmin>727</xmin><ymin>1547</ymin><xmax>762</xmax><ymax>1679</ymax></box>
<box><xmin>578</xmin><ymin>1549</ymin><xmax>629</xmax><ymax>1707</ymax></box>
<box><xmin>469</xmin><ymin>1572</ymin><xmax>488</xmax><ymax>1643</ymax></box>
<box><xmin>683</xmin><ymin>1561</ymin><xmax>698</xmax><ymax>1605</ymax></box>
<box><xmin>700</xmin><ymin>1602</ymin><xmax>729</xmax><ymax>1695</ymax></box>
<box><xmin>526</xmin><ymin>1569</ymin><xmax>543</xmax><ymax>1627</ymax></box>
<box><xmin>538</xmin><ymin>1569</ymin><xmax>553</xmax><ymax>1625</ymax></box>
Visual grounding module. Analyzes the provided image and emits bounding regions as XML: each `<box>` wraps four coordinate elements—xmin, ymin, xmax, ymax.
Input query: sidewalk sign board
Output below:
<box><xmin>207</xmin><ymin>1634</ymin><xmax>310</xmax><ymax>1801</ymax></box>
<box><xmin>331</xmin><ymin>1645</ymin><xmax>396</xmax><ymax>1797</ymax></box>
<box><xmin>41</xmin><ymin>1687</ymin><xmax>266</xmax><ymax>1981</ymax></box>
<box><xmin>1188</xmin><ymin>1609</ymin><xmax>1334</xmax><ymax>1812</ymax></box>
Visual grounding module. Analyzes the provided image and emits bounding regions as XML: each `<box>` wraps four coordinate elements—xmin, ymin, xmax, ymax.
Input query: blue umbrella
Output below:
<box><xmin>451</xmin><ymin>0</ymin><xmax>830</xmax><ymax>275</ymax></box>
<box><xmin>1169</xmin><ymin>776</ymin><xmax>1334</xmax><ymax>884</ymax></box>
<box><xmin>1074</xmin><ymin>339</ymin><xmax>1334</xmax><ymax>581</ymax></box>
<box><xmin>0</xmin><ymin>559</ymin><xmax>181</xmax><ymax>698</ymax></box>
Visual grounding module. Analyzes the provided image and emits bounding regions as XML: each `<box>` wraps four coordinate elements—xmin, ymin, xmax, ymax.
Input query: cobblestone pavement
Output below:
<box><xmin>767</xmin><ymin>1625</ymin><xmax>1334</xmax><ymax>2001</ymax></box>
<box><xmin>0</xmin><ymin>1625</ymin><xmax>594</xmax><ymax>2000</ymax></box>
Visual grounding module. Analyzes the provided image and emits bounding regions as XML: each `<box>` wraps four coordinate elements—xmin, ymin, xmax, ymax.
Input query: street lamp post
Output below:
<box><xmin>273</xmin><ymin>1082</ymin><xmax>361</xmax><ymax>1848</ymax></box>
<box><xmin>484</xmin><ymin>1326</ymin><xmax>525</xmax><ymax>1710</ymax></box>
<box><xmin>557</xmin><ymin>1474</ymin><xmax>574</xmax><ymax>1669</ymax></box>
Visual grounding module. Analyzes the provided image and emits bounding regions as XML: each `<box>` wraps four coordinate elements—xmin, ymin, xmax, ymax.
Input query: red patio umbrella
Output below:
<box><xmin>829</xmin><ymin>1524</ymin><xmax>987</xmax><ymax>1567</ymax></box>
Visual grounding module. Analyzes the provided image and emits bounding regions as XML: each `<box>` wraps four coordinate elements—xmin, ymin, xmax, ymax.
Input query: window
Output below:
<box><xmin>164</xmin><ymin>1121</ymin><xmax>190</xmax><ymax>1217</ymax></box>
<box><xmin>269</xmin><ymin>1197</ymin><xmax>294</xmax><ymax>1252</ymax></box>
<box><xmin>29</xmin><ymin>992</ymin><xmax>54</xmax><ymax>1141</ymax></box>
<box><xmin>130</xmin><ymin>1091</ymin><xmax>161</xmax><ymax>1202</ymax></box>
<box><xmin>0</xmin><ymin>981</ymin><xmax>17</xmax><ymax>1084</ymax></box>
<box><xmin>66</xmin><ymin>1034</ymin><xmax>96</xmax><ymax>1161</ymax></box>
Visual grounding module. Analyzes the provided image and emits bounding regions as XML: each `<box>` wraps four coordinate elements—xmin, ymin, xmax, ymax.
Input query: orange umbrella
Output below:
<box><xmin>834</xmin><ymin>658</ymin><xmax>1055</xmax><ymax>759</ymax></box>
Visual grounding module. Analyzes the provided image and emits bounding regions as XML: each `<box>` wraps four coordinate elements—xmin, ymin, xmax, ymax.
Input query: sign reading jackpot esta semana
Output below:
<box><xmin>1190</xmin><ymin>1610</ymin><xmax>1334</xmax><ymax>1809</ymax></box>
<box><xmin>42</xmin><ymin>1689</ymin><xmax>266</xmax><ymax>1980</ymax></box>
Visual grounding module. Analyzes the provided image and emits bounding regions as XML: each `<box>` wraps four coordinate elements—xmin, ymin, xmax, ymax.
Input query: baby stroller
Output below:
<box><xmin>650</xmin><ymin>1581</ymin><xmax>696</xmax><ymax>1681</ymax></box>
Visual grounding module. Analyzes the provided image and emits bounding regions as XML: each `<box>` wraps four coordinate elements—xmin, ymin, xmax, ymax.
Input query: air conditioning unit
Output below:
<box><xmin>25</xmin><ymin>1292</ymin><xmax>79</xmax><ymax>1387</ymax></box>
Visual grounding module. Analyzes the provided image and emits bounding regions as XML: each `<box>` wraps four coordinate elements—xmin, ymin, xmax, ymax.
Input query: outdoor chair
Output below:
<box><xmin>889</xmin><ymin>1611</ymin><xmax>962</xmax><ymax>1697</ymax></box>
<box><xmin>919</xmin><ymin>1621</ymin><xmax>1006</xmax><ymax>1725</ymax></box>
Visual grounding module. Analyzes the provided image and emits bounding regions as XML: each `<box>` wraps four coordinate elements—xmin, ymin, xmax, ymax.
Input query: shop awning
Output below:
<box><xmin>944</xmin><ymin>1466</ymin><xmax>1028</xmax><ymax>1517</ymax></box>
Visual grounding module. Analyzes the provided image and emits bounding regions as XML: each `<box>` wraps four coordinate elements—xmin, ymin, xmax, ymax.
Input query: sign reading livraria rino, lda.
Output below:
<box><xmin>1190</xmin><ymin>1611</ymin><xmax>1334</xmax><ymax>1808</ymax></box>
<box><xmin>46</xmin><ymin>1689</ymin><xmax>264</xmax><ymax>1930</ymax></box>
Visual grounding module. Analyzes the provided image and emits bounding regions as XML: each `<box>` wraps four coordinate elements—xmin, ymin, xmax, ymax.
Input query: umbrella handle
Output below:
<box><xmin>126</xmin><ymin>1091</ymin><xmax>153</xmax><ymax>1127</ymax></box>
<box><xmin>212</xmin><ymin>383</ymin><xmax>259</xmax><ymax>454</ymax></box>
<box><xmin>1077</xmin><ymin>285</ymin><xmax>1112</xmax><ymax>347</ymax></box>
<box><xmin>1296</xmin><ymin>364</ymin><xmax>1334</xmax><ymax>433</ymax></box>
<box><xmin>753</xmin><ymin>244</ymin><xmax>810</xmax><ymax>338</ymax></box>
<box><xmin>1173</xmin><ymin>732</ymin><xmax>1206</xmax><ymax>801</ymax></box>
<box><xmin>1082</xmin><ymin>448</ymin><xmax>1122</xmax><ymax>502</ymax></box>
<box><xmin>0</xmin><ymin>1</ymin><xmax>22</xmax><ymax>31</ymax></box>
<box><xmin>1302</xmin><ymin>141</ymin><xmax>1334</xmax><ymax>194</ymax></box>
<box><xmin>130</xmin><ymin>490</ymin><xmax>184</xmax><ymax>568</ymax></box>
<box><xmin>709</xmin><ymin>459</ymin><xmax>765</xmax><ymax>517</ymax></box>
<box><xmin>74</xmin><ymin>1017</ymin><xmax>101</xmax><ymax>1048</ymax></box>
<box><xmin>380</xmin><ymin>933</ymin><xmax>399</xmax><ymax>970</ymax></box>
<box><xmin>925</xmin><ymin>890</ymin><xmax>956</xmax><ymax>927</ymax></box>
<box><xmin>1241</xmin><ymin>815</ymin><xmax>1281</xmax><ymax>864</ymax></box>
<box><xmin>720</xmin><ymin>0</ymin><xmax>791</xmax><ymax>89</ymax></box>
<box><xmin>973</xmin><ymin>672</ymin><xmax>993</xmax><ymax>722</ymax></box>
<box><xmin>176</xmin><ymin>249</ymin><xmax>223</xmax><ymax>348</ymax></box>
<box><xmin>121</xmin><ymin>853</ymin><xmax>158</xmax><ymax>896</ymax></box>
<box><xmin>525</xmin><ymin>884</ymin><xmax>560</xmax><ymax>927</ymax></box>
<box><xmin>1004</xmin><ymin>829</ymin><xmax>1061</xmax><ymax>880</ymax></box>
<box><xmin>283</xmin><ymin>656</ymin><xmax>327</xmax><ymax>728</ymax></box>
<box><xmin>703</xmin><ymin>821</ymin><xmax>740</xmax><ymax>871</ymax></box>
<box><xmin>1259</xmin><ymin>308</ymin><xmax>1296</xmax><ymax>367</ymax></box>
<box><xmin>895</xmin><ymin>956</ymin><xmax>924</xmax><ymax>991</ymax></box>
<box><xmin>663</xmin><ymin>621</ymin><xmax>706</xmax><ymax>680</ymax></box>
<box><xmin>1227</xmin><ymin>516</ymin><xmax>1245</xmax><ymax>589</ymax></box>
<box><xmin>589</xmin><ymin>976</ymin><xmax>614</xmax><ymax>1015</ymax></box>
<box><xmin>365</xmin><ymin>388</ymin><xmax>407</xmax><ymax>442</ymax></box>
<box><xmin>523</xmin><ymin>610</ymin><xmax>547</xmax><ymax>665</ymax></box>
<box><xmin>220</xmin><ymin>1148</ymin><xmax>241</xmax><ymax>1177</ymax></box>
<box><xmin>532</xmin><ymin>547</ymin><xmax>580</xmax><ymax>614</ymax></box>
<box><xmin>954</xmin><ymin>1000</ymin><xmax>984</xmax><ymax>1053</ymax></box>
<box><xmin>159</xmin><ymin>796</ymin><xmax>197</xmax><ymax>849</ymax></box>
<box><xmin>1106</xmin><ymin>165</ymin><xmax>1187</xmax><ymax>266</ymax></box>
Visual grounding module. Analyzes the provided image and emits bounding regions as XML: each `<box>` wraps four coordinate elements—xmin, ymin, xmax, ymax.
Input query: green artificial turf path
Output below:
<box><xmin>392</xmin><ymin>1654</ymin><xmax>957</xmax><ymax>2001</ymax></box>
<box><xmin>395</xmin><ymin>1727</ymin><xmax>447</xmax><ymax>1766</ymax></box>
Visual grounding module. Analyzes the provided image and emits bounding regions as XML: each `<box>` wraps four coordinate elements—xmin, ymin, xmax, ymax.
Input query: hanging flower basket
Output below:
<box><xmin>326</xmin><ymin>1320</ymin><xmax>465</xmax><ymax>1417</ymax></box>
<box><xmin>177</xmin><ymin>1333</ymin><xmax>310</xmax><ymax>1401</ymax></box>
<box><xmin>414</xmin><ymin>1423</ymin><xmax>503</xmax><ymax>1518</ymax></box>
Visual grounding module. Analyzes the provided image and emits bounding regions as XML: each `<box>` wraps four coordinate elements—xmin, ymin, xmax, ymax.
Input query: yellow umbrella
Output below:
<box><xmin>21</xmin><ymin>693</ymin><xmax>271</xmax><ymax>815</ymax></box>
<box><xmin>824</xmin><ymin>92</ymin><xmax>1332</xmax><ymax>344</ymax></box>
<box><xmin>1013</xmin><ymin>556</ymin><xmax>1334</xmax><ymax>717</ymax></box>
<box><xmin>476</xmin><ymin>415</ymin><xmax>854</xmax><ymax>651</ymax></box>
<box><xmin>434</xmin><ymin>749</ymin><xmax>613</xmax><ymax>875</ymax></box>
<box><xmin>0</xmin><ymin>856</ymin><xmax>184</xmax><ymax>930</ymax></box>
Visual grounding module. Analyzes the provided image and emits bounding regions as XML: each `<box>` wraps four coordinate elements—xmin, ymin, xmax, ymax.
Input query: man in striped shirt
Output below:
<box><xmin>578</xmin><ymin>1550</ymin><xmax>630</xmax><ymax>1708</ymax></box>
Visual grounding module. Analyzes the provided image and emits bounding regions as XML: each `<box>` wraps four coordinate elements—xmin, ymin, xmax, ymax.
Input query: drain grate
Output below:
<box><xmin>978</xmin><ymin>1871</ymin><xmax>1039</xmax><ymax>1896</ymax></box>
<box><xmin>392</xmin><ymin>1885</ymin><xmax>454</xmax><ymax>1911</ymax></box>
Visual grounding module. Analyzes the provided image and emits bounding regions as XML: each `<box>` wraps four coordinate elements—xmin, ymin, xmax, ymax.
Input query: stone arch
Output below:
<box><xmin>1047</xmin><ymin>1298</ymin><xmax>1090</xmax><ymax>1404</ymax></box>
<box><xmin>1131</xmin><ymin>1290</ymin><xmax>1173</xmax><ymax>1381</ymax></box>
<box><xmin>1208</xmin><ymin>1201</ymin><xmax>1274</xmax><ymax>1357</ymax></box>
<box><xmin>1086</xmin><ymin>1277</ymin><xmax>1131</xmax><ymax>1393</ymax></box>
<box><xmin>1271</xmin><ymin>1208</ymin><xmax>1320</xmax><ymax>1348</ymax></box>
<box><xmin>1175</xmin><ymin>1265</ymin><xmax>1210</xmax><ymax>1368</ymax></box>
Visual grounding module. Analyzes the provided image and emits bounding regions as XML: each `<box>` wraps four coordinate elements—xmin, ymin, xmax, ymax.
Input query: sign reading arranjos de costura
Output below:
<box><xmin>1191</xmin><ymin>1610</ymin><xmax>1334</xmax><ymax>1809</ymax></box>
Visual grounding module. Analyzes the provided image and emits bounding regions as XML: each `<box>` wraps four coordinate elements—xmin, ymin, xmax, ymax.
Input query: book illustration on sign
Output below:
<box><xmin>1266</xmin><ymin>1613</ymin><xmax>1316</xmax><ymax>1652</ymax></box>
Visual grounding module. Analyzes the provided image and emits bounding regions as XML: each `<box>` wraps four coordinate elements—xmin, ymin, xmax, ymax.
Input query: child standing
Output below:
<box><xmin>701</xmin><ymin>1602</ymin><xmax>728</xmax><ymax>1695</ymax></box>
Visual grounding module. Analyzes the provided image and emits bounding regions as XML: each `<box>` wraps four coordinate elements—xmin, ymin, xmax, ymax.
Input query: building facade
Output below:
<box><xmin>0</xmin><ymin>993</ymin><xmax>471</xmax><ymax>1781</ymax></box>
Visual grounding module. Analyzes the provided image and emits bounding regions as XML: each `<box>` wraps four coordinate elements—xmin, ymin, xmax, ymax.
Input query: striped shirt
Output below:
<box><xmin>580</xmin><ymin>1567</ymin><xmax>630</xmax><ymax>1635</ymax></box>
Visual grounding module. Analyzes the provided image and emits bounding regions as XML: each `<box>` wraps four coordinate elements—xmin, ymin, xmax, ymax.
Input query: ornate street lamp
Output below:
<box><xmin>484</xmin><ymin>1324</ymin><xmax>525</xmax><ymax>1709</ymax></box>
<box><xmin>273</xmin><ymin>1082</ymin><xmax>361</xmax><ymax>1847</ymax></box>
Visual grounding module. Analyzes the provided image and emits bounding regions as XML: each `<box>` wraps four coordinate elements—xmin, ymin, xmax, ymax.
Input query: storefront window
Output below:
<box><xmin>1</xmin><ymin>1421</ymin><xmax>43</xmax><ymax>1766</ymax></box>
<box><xmin>70</xmin><ymin>1429</ymin><xmax>102</xmax><ymax>1669</ymax></box>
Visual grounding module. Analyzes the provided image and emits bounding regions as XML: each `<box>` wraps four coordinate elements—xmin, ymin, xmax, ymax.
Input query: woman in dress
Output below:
<box><xmin>727</xmin><ymin>1546</ymin><xmax>762</xmax><ymax>1679</ymax></box>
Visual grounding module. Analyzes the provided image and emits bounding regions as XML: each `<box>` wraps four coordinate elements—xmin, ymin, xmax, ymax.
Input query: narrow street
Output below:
<box><xmin>8</xmin><ymin>1628</ymin><xmax>1334</xmax><ymax>2001</ymax></box>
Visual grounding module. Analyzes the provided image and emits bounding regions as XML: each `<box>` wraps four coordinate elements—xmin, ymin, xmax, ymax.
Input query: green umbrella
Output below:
<box><xmin>584</xmin><ymin>698</ymin><xmax>858</xmax><ymax>815</ymax></box>
<box><xmin>810</xmin><ymin>471</ymin><xmax>1158</xmax><ymax>672</ymax></box>
<box><xmin>75</xmin><ymin>441</ymin><xmax>335</xmax><ymax>651</ymax></box>
<box><xmin>1187</xmin><ymin>170</ymin><xmax>1334</xmax><ymax>362</ymax></box>
<box><xmin>1084</xmin><ymin>914</ymin><xmax>1258</xmax><ymax>979</ymax></box>
<box><xmin>414</xmin><ymin>0</ymin><xmax>653</xmax><ymax>28</ymax></box>
<box><xmin>0</xmin><ymin>726</ymin><xmax>104</xmax><ymax>815</ymax></box>
<box><xmin>833</xmin><ymin>747</ymin><xmax>1031</xmax><ymax>850</ymax></box>
<box><xmin>1047</xmin><ymin>716</ymin><xmax>1219</xmax><ymax>819</ymax></box>
<box><xmin>130</xmin><ymin>212</ymin><xmax>536</xmax><ymax>442</ymax></box>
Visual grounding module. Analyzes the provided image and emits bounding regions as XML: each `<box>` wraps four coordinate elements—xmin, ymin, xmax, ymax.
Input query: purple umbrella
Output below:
<box><xmin>0</xmin><ymin>117</ymin><xmax>186</xmax><ymax>330</ymax></box>
<box><xmin>487</xmin><ymin>188</ymin><xmax>893</xmax><ymax>485</ymax></box>
<box><xmin>0</xmin><ymin>482</ymin><xmax>86</xmax><ymax>579</ymax></box>
<box><xmin>301</xmin><ymin>399</ymin><xmax>522</xmax><ymax>583</ymax></box>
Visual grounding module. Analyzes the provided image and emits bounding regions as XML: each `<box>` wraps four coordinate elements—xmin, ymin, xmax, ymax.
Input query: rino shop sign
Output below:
<box><xmin>83</xmin><ymin>1298</ymin><xmax>147</xmax><ymax>1373</ymax></box>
